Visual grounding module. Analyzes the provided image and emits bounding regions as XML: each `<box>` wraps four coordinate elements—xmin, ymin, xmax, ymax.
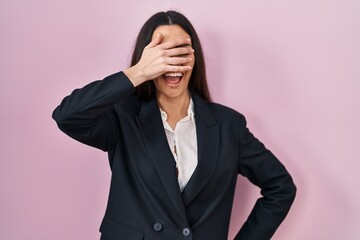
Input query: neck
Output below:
<box><xmin>157</xmin><ymin>92</ymin><xmax>190</xmax><ymax>127</ymax></box>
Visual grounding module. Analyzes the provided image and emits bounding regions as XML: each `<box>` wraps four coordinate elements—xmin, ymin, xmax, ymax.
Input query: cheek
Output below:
<box><xmin>153</xmin><ymin>78</ymin><xmax>162</xmax><ymax>89</ymax></box>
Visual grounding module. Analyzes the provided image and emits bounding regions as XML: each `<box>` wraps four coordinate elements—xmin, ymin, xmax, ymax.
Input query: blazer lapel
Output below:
<box><xmin>136</xmin><ymin>98</ymin><xmax>187</xmax><ymax>221</ymax></box>
<box><xmin>182</xmin><ymin>94</ymin><xmax>220</xmax><ymax>206</ymax></box>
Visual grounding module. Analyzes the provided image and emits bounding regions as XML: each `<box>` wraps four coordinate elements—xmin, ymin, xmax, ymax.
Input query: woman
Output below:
<box><xmin>53</xmin><ymin>10</ymin><xmax>296</xmax><ymax>240</ymax></box>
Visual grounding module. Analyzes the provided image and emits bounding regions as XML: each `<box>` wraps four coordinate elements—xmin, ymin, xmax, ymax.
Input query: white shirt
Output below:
<box><xmin>160</xmin><ymin>99</ymin><xmax>198</xmax><ymax>192</ymax></box>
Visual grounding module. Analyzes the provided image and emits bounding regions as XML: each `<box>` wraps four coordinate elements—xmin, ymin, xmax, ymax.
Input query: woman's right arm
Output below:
<box><xmin>52</xmin><ymin>72</ymin><xmax>136</xmax><ymax>151</ymax></box>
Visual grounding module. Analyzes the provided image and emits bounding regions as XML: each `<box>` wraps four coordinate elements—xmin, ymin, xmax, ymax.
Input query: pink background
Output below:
<box><xmin>1</xmin><ymin>1</ymin><xmax>360</xmax><ymax>239</ymax></box>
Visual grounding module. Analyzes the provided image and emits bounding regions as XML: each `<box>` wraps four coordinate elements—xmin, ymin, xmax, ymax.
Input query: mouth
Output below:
<box><xmin>163</xmin><ymin>72</ymin><xmax>183</xmax><ymax>87</ymax></box>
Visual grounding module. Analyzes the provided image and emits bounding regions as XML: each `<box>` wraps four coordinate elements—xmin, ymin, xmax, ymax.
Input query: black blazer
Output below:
<box><xmin>53</xmin><ymin>71</ymin><xmax>296</xmax><ymax>240</ymax></box>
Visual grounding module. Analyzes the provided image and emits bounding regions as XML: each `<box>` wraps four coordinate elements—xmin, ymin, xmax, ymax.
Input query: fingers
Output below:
<box><xmin>164</xmin><ymin>65</ymin><xmax>193</xmax><ymax>73</ymax></box>
<box><xmin>160</xmin><ymin>38</ymin><xmax>191</xmax><ymax>50</ymax></box>
<box><xmin>165</xmin><ymin>46</ymin><xmax>194</xmax><ymax>57</ymax></box>
<box><xmin>165</xmin><ymin>56</ymin><xmax>193</xmax><ymax>66</ymax></box>
<box><xmin>147</xmin><ymin>33</ymin><xmax>163</xmax><ymax>48</ymax></box>
<box><xmin>136</xmin><ymin>36</ymin><xmax>194</xmax><ymax>81</ymax></box>
<box><xmin>146</xmin><ymin>35</ymin><xmax>193</xmax><ymax>57</ymax></box>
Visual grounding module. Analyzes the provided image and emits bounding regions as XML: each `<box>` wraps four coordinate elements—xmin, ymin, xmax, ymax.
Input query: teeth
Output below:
<box><xmin>164</xmin><ymin>72</ymin><xmax>183</xmax><ymax>77</ymax></box>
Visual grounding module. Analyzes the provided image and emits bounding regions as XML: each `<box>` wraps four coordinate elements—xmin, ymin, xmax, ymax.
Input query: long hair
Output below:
<box><xmin>130</xmin><ymin>11</ymin><xmax>211</xmax><ymax>102</ymax></box>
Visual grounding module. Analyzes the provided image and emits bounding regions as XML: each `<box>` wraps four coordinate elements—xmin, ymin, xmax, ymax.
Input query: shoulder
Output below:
<box><xmin>206</xmin><ymin>101</ymin><xmax>246</xmax><ymax>123</ymax></box>
<box><xmin>192</xmin><ymin>93</ymin><xmax>247</xmax><ymax>127</ymax></box>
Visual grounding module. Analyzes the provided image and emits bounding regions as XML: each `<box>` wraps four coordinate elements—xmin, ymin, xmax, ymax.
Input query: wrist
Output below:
<box><xmin>123</xmin><ymin>66</ymin><xmax>148</xmax><ymax>87</ymax></box>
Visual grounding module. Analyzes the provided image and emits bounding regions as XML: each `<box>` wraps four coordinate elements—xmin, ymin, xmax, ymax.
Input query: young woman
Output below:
<box><xmin>53</xmin><ymin>10</ymin><xmax>296</xmax><ymax>240</ymax></box>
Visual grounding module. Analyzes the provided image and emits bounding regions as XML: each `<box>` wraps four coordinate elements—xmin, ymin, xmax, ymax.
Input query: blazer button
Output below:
<box><xmin>182</xmin><ymin>227</ymin><xmax>191</xmax><ymax>236</ymax></box>
<box><xmin>153</xmin><ymin>222</ymin><xmax>163</xmax><ymax>232</ymax></box>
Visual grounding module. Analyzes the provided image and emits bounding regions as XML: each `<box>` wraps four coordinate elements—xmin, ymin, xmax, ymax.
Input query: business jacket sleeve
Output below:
<box><xmin>52</xmin><ymin>71</ymin><xmax>135</xmax><ymax>151</ymax></box>
<box><xmin>235</xmin><ymin>115</ymin><xmax>296</xmax><ymax>240</ymax></box>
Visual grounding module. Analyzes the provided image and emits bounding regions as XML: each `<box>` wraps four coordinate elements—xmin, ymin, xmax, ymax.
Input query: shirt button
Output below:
<box><xmin>182</xmin><ymin>227</ymin><xmax>191</xmax><ymax>236</ymax></box>
<box><xmin>153</xmin><ymin>222</ymin><xmax>163</xmax><ymax>232</ymax></box>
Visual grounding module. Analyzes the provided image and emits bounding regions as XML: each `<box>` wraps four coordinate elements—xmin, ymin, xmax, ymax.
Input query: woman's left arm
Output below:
<box><xmin>235</xmin><ymin>114</ymin><xmax>297</xmax><ymax>240</ymax></box>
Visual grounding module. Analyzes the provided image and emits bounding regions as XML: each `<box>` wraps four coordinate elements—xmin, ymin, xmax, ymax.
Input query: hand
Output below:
<box><xmin>124</xmin><ymin>33</ymin><xmax>194</xmax><ymax>87</ymax></box>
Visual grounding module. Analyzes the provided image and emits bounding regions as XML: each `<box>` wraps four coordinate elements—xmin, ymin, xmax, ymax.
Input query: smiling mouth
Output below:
<box><xmin>163</xmin><ymin>72</ymin><xmax>183</xmax><ymax>86</ymax></box>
